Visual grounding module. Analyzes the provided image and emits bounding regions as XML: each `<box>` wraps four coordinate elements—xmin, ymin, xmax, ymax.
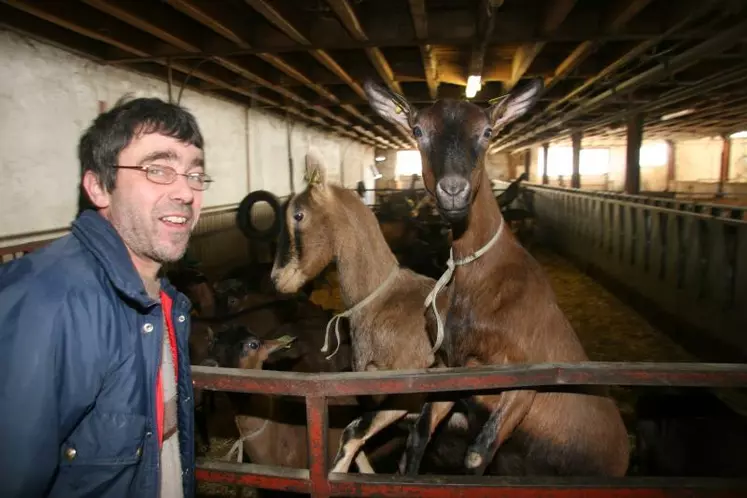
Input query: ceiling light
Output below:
<box><xmin>729</xmin><ymin>130</ymin><xmax>747</xmax><ymax>139</ymax></box>
<box><xmin>660</xmin><ymin>108</ymin><xmax>695</xmax><ymax>121</ymax></box>
<box><xmin>375</xmin><ymin>155</ymin><xmax>386</xmax><ymax>162</ymax></box>
<box><xmin>465</xmin><ymin>75</ymin><xmax>482</xmax><ymax>99</ymax></box>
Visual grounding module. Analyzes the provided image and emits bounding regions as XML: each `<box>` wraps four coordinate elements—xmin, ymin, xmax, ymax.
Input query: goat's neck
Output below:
<box><xmin>333</xmin><ymin>214</ymin><xmax>399</xmax><ymax>308</ymax></box>
<box><xmin>451</xmin><ymin>168</ymin><xmax>505</xmax><ymax>262</ymax></box>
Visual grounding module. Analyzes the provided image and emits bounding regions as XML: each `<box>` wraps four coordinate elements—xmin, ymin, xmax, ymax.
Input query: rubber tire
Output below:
<box><xmin>236</xmin><ymin>190</ymin><xmax>282</xmax><ymax>241</ymax></box>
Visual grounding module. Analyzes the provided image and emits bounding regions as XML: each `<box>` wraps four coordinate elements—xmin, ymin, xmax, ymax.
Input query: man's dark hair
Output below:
<box><xmin>77</xmin><ymin>96</ymin><xmax>204</xmax><ymax>213</ymax></box>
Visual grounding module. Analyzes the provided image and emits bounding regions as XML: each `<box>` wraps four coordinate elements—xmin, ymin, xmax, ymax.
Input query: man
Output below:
<box><xmin>0</xmin><ymin>96</ymin><xmax>211</xmax><ymax>498</ymax></box>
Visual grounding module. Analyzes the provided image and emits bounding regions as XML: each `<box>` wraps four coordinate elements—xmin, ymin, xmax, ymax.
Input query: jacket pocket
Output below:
<box><xmin>60</xmin><ymin>411</ymin><xmax>147</xmax><ymax>466</ymax></box>
<box><xmin>52</xmin><ymin>411</ymin><xmax>148</xmax><ymax>497</ymax></box>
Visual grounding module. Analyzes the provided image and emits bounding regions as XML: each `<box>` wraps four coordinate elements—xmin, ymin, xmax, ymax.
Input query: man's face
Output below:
<box><xmin>99</xmin><ymin>132</ymin><xmax>205</xmax><ymax>266</ymax></box>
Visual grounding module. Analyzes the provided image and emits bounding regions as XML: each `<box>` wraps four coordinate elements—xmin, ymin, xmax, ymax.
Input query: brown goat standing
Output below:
<box><xmin>270</xmin><ymin>150</ymin><xmax>440</xmax><ymax>474</ymax></box>
<box><xmin>364</xmin><ymin>79</ymin><xmax>630</xmax><ymax>477</ymax></box>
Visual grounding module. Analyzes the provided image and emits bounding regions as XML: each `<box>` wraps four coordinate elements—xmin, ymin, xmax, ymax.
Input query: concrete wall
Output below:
<box><xmin>0</xmin><ymin>28</ymin><xmax>373</xmax><ymax>240</ymax></box>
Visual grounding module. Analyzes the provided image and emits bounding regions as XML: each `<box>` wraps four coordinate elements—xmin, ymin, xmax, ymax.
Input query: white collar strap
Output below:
<box><xmin>321</xmin><ymin>265</ymin><xmax>400</xmax><ymax>360</ymax></box>
<box><xmin>424</xmin><ymin>218</ymin><xmax>505</xmax><ymax>354</ymax></box>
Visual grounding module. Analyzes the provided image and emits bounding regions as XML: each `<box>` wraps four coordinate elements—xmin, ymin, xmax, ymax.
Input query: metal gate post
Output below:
<box><xmin>307</xmin><ymin>396</ymin><xmax>331</xmax><ymax>497</ymax></box>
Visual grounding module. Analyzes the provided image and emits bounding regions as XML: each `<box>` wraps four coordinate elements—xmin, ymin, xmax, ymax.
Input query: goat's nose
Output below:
<box><xmin>437</xmin><ymin>177</ymin><xmax>469</xmax><ymax>197</ymax></box>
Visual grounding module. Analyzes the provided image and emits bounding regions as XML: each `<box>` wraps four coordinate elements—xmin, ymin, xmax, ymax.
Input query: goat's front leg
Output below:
<box><xmin>464</xmin><ymin>389</ymin><xmax>536</xmax><ymax>474</ymax></box>
<box><xmin>330</xmin><ymin>409</ymin><xmax>409</xmax><ymax>473</ymax></box>
<box><xmin>398</xmin><ymin>400</ymin><xmax>456</xmax><ymax>475</ymax></box>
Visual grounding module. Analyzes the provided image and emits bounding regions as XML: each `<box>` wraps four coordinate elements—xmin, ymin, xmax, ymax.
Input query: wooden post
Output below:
<box><xmin>524</xmin><ymin>149</ymin><xmax>531</xmax><ymax>180</ymax></box>
<box><xmin>571</xmin><ymin>130</ymin><xmax>582</xmax><ymax>188</ymax></box>
<box><xmin>542</xmin><ymin>143</ymin><xmax>550</xmax><ymax>185</ymax></box>
<box><xmin>625</xmin><ymin>112</ymin><xmax>644</xmax><ymax>194</ymax></box>
<box><xmin>666</xmin><ymin>139</ymin><xmax>676</xmax><ymax>191</ymax></box>
<box><xmin>718</xmin><ymin>134</ymin><xmax>731</xmax><ymax>197</ymax></box>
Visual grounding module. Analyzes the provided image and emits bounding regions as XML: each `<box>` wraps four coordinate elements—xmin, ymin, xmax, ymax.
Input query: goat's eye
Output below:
<box><xmin>413</xmin><ymin>126</ymin><xmax>423</xmax><ymax>138</ymax></box>
<box><xmin>244</xmin><ymin>340</ymin><xmax>260</xmax><ymax>352</ymax></box>
<box><xmin>293</xmin><ymin>212</ymin><xmax>304</xmax><ymax>222</ymax></box>
<box><xmin>483</xmin><ymin>128</ymin><xmax>493</xmax><ymax>139</ymax></box>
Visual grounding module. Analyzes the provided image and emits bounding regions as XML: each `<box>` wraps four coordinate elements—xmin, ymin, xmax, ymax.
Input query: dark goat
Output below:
<box><xmin>365</xmin><ymin>78</ymin><xmax>630</xmax><ymax>477</ymax></box>
<box><xmin>207</xmin><ymin>324</ymin><xmax>388</xmax><ymax>486</ymax></box>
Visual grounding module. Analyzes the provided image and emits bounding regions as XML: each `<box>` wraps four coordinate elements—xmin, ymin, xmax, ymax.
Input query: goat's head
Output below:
<box><xmin>364</xmin><ymin>79</ymin><xmax>543</xmax><ymax>223</ymax></box>
<box><xmin>209</xmin><ymin>324</ymin><xmax>296</xmax><ymax>370</ymax></box>
<box><xmin>271</xmin><ymin>149</ymin><xmax>338</xmax><ymax>294</ymax></box>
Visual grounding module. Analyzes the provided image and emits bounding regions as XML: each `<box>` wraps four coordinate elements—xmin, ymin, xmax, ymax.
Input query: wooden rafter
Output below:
<box><xmin>2</xmin><ymin>0</ymin><xmax>379</xmax><ymax>147</ymax></box>
<box><xmin>468</xmin><ymin>0</ymin><xmax>500</xmax><ymax>84</ymax></box>
<box><xmin>545</xmin><ymin>0</ymin><xmax>653</xmax><ymax>90</ymax></box>
<box><xmin>244</xmin><ymin>0</ymin><xmax>409</xmax><ymax>148</ymax></box>
<box><xmin>80</xmin><ymin>0</ymin><xmax>390</xmax><ymax>145</ymax></box>
<box><xmin>509</xmin><ymin>0</ymin><xmax>576</xmax><ymax>89</ymax></box>
<box><xmin>325</xmin><ymin>0</ymin><xmax>403</xmax><ymax>96</ymax></box>
<box><xmin>407</xmin><ymin>0</ymin><xmax>438</xmax><ymax>100</ymax></box>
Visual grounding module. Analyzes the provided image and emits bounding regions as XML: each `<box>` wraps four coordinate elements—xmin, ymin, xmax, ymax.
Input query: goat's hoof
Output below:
<box><xmin>465</xmin><ymin>452</ymin><xmax>483</xmax><ymax>469</ymax></box>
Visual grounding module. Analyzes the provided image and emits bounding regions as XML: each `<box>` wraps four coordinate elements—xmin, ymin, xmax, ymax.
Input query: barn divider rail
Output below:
<box><xmin>522</xmin><ymin>183</ymin><xmax>747</xmax><ymax>220</ymax></box>
<box><xmin>192</xmin><ymin>362</ymin><xmax>747</xmax><ymax>497</ymax></box>
<box><xmin>525</xmin><ymin>183</ymin><xmax>747</xmax><ymax>362</ymax></box>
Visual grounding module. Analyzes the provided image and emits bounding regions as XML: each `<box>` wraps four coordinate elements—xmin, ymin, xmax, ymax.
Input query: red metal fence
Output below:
<box><xmin>192</xmin><ymin>361</ymin><xmax>747</xmax><ymax>497</ymax></box>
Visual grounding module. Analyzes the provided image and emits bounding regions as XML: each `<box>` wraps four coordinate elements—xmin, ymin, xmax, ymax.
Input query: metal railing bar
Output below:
<box><xmin>195</xmin><ymin>460</ymin><xmax>310</xmax><ymax>493</ymax></box>
<box><xmin>191</xmin><ymin>361</ymin><xmax>747</xmax><ymax>398</ymax></box>
<box><xmin>327</xmin><ymin>474</ymin><xmax>747</xmax><ymax>497</ymax></box>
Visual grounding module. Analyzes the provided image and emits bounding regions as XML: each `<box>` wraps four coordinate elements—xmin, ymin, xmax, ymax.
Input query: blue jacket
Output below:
<box><xmin>0</xmin><ymin>210</ymin><xmax>196</xmax><ymax>498</ymax></box>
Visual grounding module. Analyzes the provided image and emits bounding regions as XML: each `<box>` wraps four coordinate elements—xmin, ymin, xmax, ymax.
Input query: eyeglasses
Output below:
<box><xmin>114</xmin><ymin>164</ymin><xmax>213</xmax><ymax>191</ymax></box>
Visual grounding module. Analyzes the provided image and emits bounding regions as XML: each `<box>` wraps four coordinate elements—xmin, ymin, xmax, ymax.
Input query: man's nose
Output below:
<box><xmin>169</xmin><ymin>174</ymin><xmax>195</xmax><ymax>203</ymax></box>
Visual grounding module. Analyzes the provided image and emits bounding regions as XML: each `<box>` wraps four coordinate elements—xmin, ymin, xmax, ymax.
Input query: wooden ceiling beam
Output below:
<box><xmin>244</xmin><ymin>0</ymin><xmax>366</xmax><ymax>99</ymax></box>
<box><xmin>326</xmin><ymin>0</ymin><xmax>403</xmax><ymax>96</ymax></box>
<box><xmin>2</xmin><ymin>0</ymin><xmax>377</xmax><ymax>147</ymax></box>
<box><xmin>544</xmin><ymin>0</ymin><xmax>652</xmax><ymax>92</ymax></box>
<box><xmin>243</xmin><ymin>0</ymin><xmax>376</xmax><ymax>130</ymax></box>
<box><xmin>408</xmin><ymin>0</ymin><xmax>438</xmax><ymax>100</ymax></box>
<box><xmin>80</xmin><ymin>0</ymin><xmax>387</xmax><ymax>144</ymax></box>
<box><xmin>166</xmin><ymin>0</ymin><xmax>340</xmax><ymax>105</ymax></box>
<box><xmin>2</xmin><ymin>0</ymin><xmax>151</xmax><ymax>56</ymax></box>
<box><xmin>468</xmin><ymin>0</ymin><xmax>501</xmax><ymax>82</ymax></box>
<box><xmin>508</xmin><ymin>0</ymin><xmax>576</xmax><ymax>89</ymax></box>
<box><xmin>323</xmin><ymin>0</ymin><xmax>416</xmax><ymax>147</ymax></box>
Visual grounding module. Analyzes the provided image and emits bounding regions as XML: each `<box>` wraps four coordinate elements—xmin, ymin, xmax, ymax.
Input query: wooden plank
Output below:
<box><xmin>683</xmin><ymin>217</ymin><xmax>704</xmax><ymax>303</ymax></box>
<box><xmin>707</xmin><ymin>220</ymin><xmax>729</xmax><ymax>309</ymax></box>
<box><xmin>733</xmin><ymin>224</ymin><xmax>747</xmax><ymax>310</ymax></box>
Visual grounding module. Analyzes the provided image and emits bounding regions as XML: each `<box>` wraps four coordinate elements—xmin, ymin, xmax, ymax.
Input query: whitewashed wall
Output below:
<box><xmin>0</xmin><ymin>28</ymin><xmax>373</xmax><ymax>240</ymax></box>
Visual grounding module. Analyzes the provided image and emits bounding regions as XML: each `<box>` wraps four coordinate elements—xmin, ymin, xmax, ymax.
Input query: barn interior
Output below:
<box><xmin>1</xmin><ymin>0</ymin><xmax>747</xmax><ymax>496</ymax></box>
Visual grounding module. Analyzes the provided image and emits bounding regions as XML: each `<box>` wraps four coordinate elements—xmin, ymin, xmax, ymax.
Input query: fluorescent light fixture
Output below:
<box><xmin>465</xmin><ymin>75</ymin><xmax>482</xmax><ymax>98</ymax></box>
<box><xmin>730</xmin><ymin>130</ymin><xmax>747</xmax><ymax>139</ymax></box>
<box><xmin>660</xmin><ymin>108</ymin><xmax>695</xmax><ymax>121</ymax></box>
<box><xmin>375</xmin><ymin>155</ymin><xmax>386</xmax><ymax>162</ymax></box>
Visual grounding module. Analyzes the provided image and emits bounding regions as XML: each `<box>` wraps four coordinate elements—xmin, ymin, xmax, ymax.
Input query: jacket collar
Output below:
<box><xmin>72</xmin><ymin>210</ymin><xmax>191</xmax><ymax>312</ymax></box>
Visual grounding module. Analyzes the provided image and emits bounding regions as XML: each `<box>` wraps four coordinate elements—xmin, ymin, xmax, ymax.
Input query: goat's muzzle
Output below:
<box><xmin>435</xmin><ymin>176</ymin><xmax>471</xmax><ymax>222</ymax></box>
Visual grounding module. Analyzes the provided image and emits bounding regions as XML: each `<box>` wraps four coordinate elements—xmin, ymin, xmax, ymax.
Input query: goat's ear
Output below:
<box><xmin>304</xmin><ymin>147</ymin><xmax>328</xmax><ymax>189</ymax></box>
<box><xmin>488</xmin><ymin>78</ymin><xmax>543</xmax><ymax>130</ymax></box>
<box><xmin>364</xmin><ymin>79</ymin><xmax>415</xmax><ymax>131</ymax></box>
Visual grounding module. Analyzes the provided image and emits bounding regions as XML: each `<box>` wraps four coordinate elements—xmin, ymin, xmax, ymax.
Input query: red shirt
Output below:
<box><xmin>156</xmin><ymin>290</ymin><xmax>179</xmax><ymax>448</ymax></box>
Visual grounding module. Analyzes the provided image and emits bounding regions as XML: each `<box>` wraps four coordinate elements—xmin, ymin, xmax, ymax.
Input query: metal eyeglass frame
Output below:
<box><xmin>114</xmin><ymin>164</ymin><xmax>213</xmax><ymax>191</ymax></box>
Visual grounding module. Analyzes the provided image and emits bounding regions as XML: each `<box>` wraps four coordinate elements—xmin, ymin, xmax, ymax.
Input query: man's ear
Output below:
<box><xmin>488</xmin><ymin>78</ymin><xmax>543</xmax><ymax>131</ymax></box>
<box><xmin>364</xmin><ymin>79</ymin><xmax>416</xmax><ymax>132</ymax></box>
<box><xmin>82</xmin><ymin>170</ymin><xmax>111</xmax><ymax>209</ymax></box>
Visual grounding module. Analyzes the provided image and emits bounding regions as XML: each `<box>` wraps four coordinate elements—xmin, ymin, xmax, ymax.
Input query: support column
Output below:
<box><xmin>666</xmin><ymin>139</ymin><xmax>676</xmax><ymax>191</ymax></box>
<box><xmin>542</xmin><ymin>143</ymin><xmax>549</xmax><ymax>185</ymax></box>
<box><xmin>625</xmin><ymin>112</ymin><xmax>644</xmax><ymax>194</ymax></box>
<box><xmin>718</xmin><ymin>134</ymin><xmax>731</xmax><ymax>197</ymax></box>
<box><xmin>524</xmin><ymin>149</ymin><xmax>531</xmax><ymax>180</ymax></box>
<box><xmin>571</xmin><ymin>130</ymin><xmax>582</xmax><ymax>189</ymax></box>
